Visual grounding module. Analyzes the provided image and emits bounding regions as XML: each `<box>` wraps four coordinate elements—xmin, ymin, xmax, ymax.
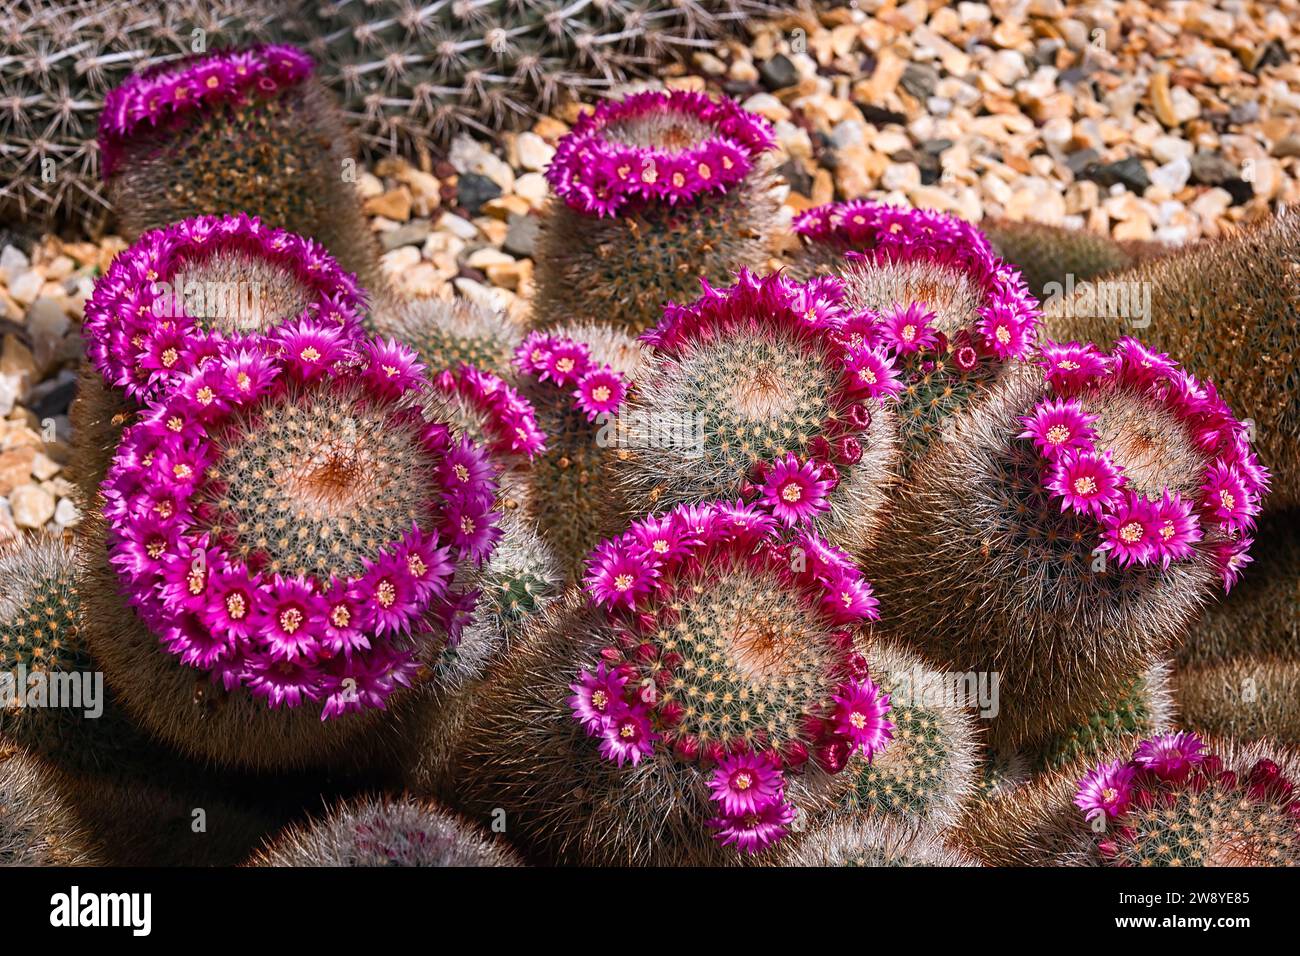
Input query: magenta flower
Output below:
<box><xmin>820</xmin><ymin>571</ymin><xmax>880</xmax><ymax>625</ymax></box>
<box><xmin>880</xmin><ymin>302</ymin><xmax>940</xmax><ymax>354</ymax></box>
<box><xmin>274</xmin><ymin>318</ymin><xmax>355</xmax><ymax>382</ymax></box>
<box><xmin>1113</xmin><ymin>336</ymin><xmax>1177</xmax><ymax>387</ymax></box>
<box><xmin>1019</xmin><ymin>397</ymin><xmax>1098</xmax><ymax>459</ymax></box>
<box><xmin>583</xmin><ymin>541</ymin><xmax>658</xmax><ymax>611</ymax></box>
<box><xmin>362</xmin><ymin>337</ymin><xmax>427</xmax><ymax>399</ymax></box>
<box><xmin>568</xmin><ymin>663</ymin><xmax>629</xmax><ymax>735</ymax></box>
<box><xmin>252</xmin><ymin>576</ymin><xmax>325</xmax><ymax>662</ymax></box>
<box><xmin>598</xmin><ymin>704</ymin><xmax>657</xmax><ymax>767</ymax></box>
<box><xmin>1133</xmin><ymin>731</ymin><xmax>1206</xmax><ymax>782</ymax></box>
<box><xmin>830</xmin><ymin>677</ymin><xmax>893</xmax><ymax>758</ymax></box>
<box><xmin>1046</xmin><ymin>449</ymin><xmax>1124</xmax><ymax>519</ymax></box>
<box><xmin>1151</xmin><ymin>492</ymin><xmax>1202</xmax><ymax>567</ymax></box>
<box><xmin>573</xmin><ymin>365</ymin><xmax>627</xmax><ymax>421</ymax></box>
<box><xmin>433</xmin><ymin>365</ymin><xmax>546</xmax><ymax>460</ymax></box>
<box><xmin>1039</xmin><ymin>341</ymin><xmax>1111</xmax><ymax>393</ymax></box>
<box><xmin>1199</xmin><ymin>461</ymin><xmax>1257</xmax><ymax>533</ymax></box>
<box><xmin>759</xmin><ymin>454</ymin><xmax>834</xmax><ymax>526</ymax></box>
<box><xmin>843</xmin><ymin>344</ymin><xmax>902</xmax><ymax>399</ymax></box>
<box><xmin>978</xmin><ymin>301</ymin><xmax>1032</xmax><ymax>359</ymax></box>
<box><xmin>1074</xmin><ymin>760</ymin><xmax>1138</xmax><ymax>822</ymax></box>
<box><xmin>1099</xmin><ymin>491</ymin><xmax>1160</xmax><ymax>567</ymax></box>
<box><xmin>628</xmin><ymin>513</ymin><xmax>697</xmax><ymax>563</ymax></box>
<box><xmin>708</xmin><ymin>798</ymin><xmax>797</xmax><ymax>855</ymax></box>
<box><xmin>707</xmin><ymin>751</ymin><xmax>785</xmax><ymax>818</ymax></box>
<box><xmin>1213</xmin><ymin>535</ymin><xmax>1254</xmax><ymax>592</ymax></box>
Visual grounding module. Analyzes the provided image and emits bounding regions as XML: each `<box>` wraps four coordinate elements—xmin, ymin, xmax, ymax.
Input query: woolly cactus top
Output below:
<box><xmin>1028</xmin><ymin>339</ymin><xmax>1266</xmax><ymax>589</ymax></box>
<box><xmin>98</xmin><ymin>44</ymin><xmax>314</xmax><ymax>176</ymax></box>
<box><xmin>431</xmin><ymin>365</ymin><xmax>546</xmax><ymax>461</ymax></box>
<box><xmin>571</xmin><ymin>500</ymin><xmax>890</xmax><ymax>854</ymax></box>
<box><xmin>1074</xmin><ymin>732</ymin><xmax>1300</xmax><ymax>866</ymax></box>
<box><xmin>100</xmin><ymin>337</ymin><xmax>500</xmax><ymax>718</ymax></box>
<box><xmin>545</xmin><ymin>90</ymin><xmax>775</xmax><ymax>217</ymax></box>
<box><xmin>83</xmin><ymin>213</ymin><xmax>365</xmax><ymax>403</ymax></box>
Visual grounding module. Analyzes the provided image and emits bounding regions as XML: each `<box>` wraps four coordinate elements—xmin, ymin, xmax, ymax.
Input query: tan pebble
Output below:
<box><xmin>9</xmin><ymin>484</ymin><xmax>54</xmax><ymax>529</ymax></box>
<box><xmin>364</xmin><ymin>187</ymin><xmax>413</xmax><ymax>222</ymax></box>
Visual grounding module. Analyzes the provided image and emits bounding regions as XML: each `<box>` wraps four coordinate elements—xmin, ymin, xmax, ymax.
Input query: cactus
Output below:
<box><xmin>980</xmin><ymin>217</ymin><xmax>1168</xmax><ymax>304</ymax></box>
<box><xmin>448</xmin><ymin>502</ymin><xmax>889</xmax><ymax>864</ymax></box>
<box><xmin>1178</xmin><ymin>657</ymin><xmax>1300</xmax><ymax>746</ymax></box>
<box><xmin>1042</xmin><ymin>208</ymin><xmax>1300</xmax><ymax>511</ymax></box>
<box><xmin>1178</xmin><ymin>510</ymin><xmax>1299</xmax><ymax>667</ymax></box>
<box><xmin>253</xmin><ymin>795</ymin><xmax>523</xmax><ymax>866</ymax></box>
<box><xmin>100</xmin><ymin>43</ymin><xmax>385</xmax><ymax>297</ymax></box>
<box><xmin>513</xmin><ymin>321</ymin><xmax>648</xmax><ymax>578</ymax></box>
<box><xmin>377</xmin><ymin>296</ymin><xmax>523</xmax><ymax>381</ymax></box>
<box><xmin>794</xmin><ymin>202</ymin><xmax>1042</xmax><ymax>469</ymax></box>
<box><xmin>839</xmin><ymin>636</ymin><xmax>979</xmax><ymax>830</ymax></box>
<box><xmin>0</xmin><ymin>750</ymin><xmax>103</xmax><ymax>865</ymax></box>
<box><xmin>1029</xmin><ymin>662</ymin><xmax>1175</xmax><ymax>771</ymax></box>
<box><xmin>81</xmin><ymin>336</ymin><xmax>502</xmax><ymax>770</ymax></box>
<box><xmin>611</xmin><ymin>270</ymin><xmax>900</xmax><ymax>558</ymax></box>
<box><xmin>869</xmin><ymin>339</ymin><xmax>1265</xmax><ymax>752</ymax></box>
<box><xmin>779</xmin><ymin>816</ymin><xmax>978</xmax><ymax>867</ymax></box>
<box><xmin>532</xmin><ymin>89</ymin><xmax>782</xmax><ymax>335</ymax></box>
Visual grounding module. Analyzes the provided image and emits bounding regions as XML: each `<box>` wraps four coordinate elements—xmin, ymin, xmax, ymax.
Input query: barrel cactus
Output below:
<box><xmin>1178</xmin><ymin>657</ymin><xmax>1300</xmax><ymax>746</ymax></box>
<box><xmin>779</xmin><ymin>816</ymin><xmax>978</xmax><ymax>867</ymax></box>
<box><xmin>0</xmin><ymin>750</ymin><xmax>103</xmax><ymax>866</ymax></box>
<box><xmin>377</xmin><ymin>296</ymin><xmax>523</xmax><ymax>381</ymax></box>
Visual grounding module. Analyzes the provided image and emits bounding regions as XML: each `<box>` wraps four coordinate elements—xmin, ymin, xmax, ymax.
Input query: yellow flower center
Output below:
<box><xmin>460</xmin><ymin>515</ymin><xmax>475</xmax><ymax>535</ymax></box>
<box><xmin>1059</xmin><ymin>359</ymin><xmax>1079</xmax><ymax>370</ymax></box>
<box><xmin>652</xmin><ymin>539</ymin><xmax>669</xmax><ymax>554</ymax></box>
<box><xmin>591</xmin><ymin>690</ymin><xmax>608</xmax><ymax>710</ymax></box>
<box><xmin>407</xmin><ymin>554</ymin><xmax>427</xmax><ymax>577</ymax></box>
<box><xmin>592</xmin><ymin>385</ymin><xmax>611</xmax><ymax>403</ymax></box>
<box><xmin>556</xmin><ymin>357</ymin><xmax>575</xmax><ymax>373</ymax></box>
<box><xmin>995</xmin><ymin>324</ymin><xmax>1011</xmax><ymax>344</ymax></box>
<box><xmin>619</xmin><ymin>721</ymin><xmax>637</xmax><ymax>738</ymax></box>
<box><xmin>375</xmin><ymin>580</ymin><xmax>396</xmax><ymax>609</ymax></box>
<box><xmin>1073</xmin><ymin>476</ymin><xmax>1097</xmax><ymax>495</ymax></box>
<box><xmin>330</xmin><ymin>605</ymin><xmax>350</xmax><ymax>628</ymax></box>
<box><xmin>1046</xmin><ymin>424</ymin><xmax>1071</xmax><ymax>445</ymax></box>
<box><xmin>697</xmin><ymin>162</ymin><xmax>712</xmax><ymax>180</ymax></box>
<box><xmin>901</xmin><ymin>324</ymin><xmax>917</xmax><ymax>341</ymax></box>
<box><xmin>454</xmin><ymin>463</ymin><xmax>469</xmax><ymax>482</ymax></box>
<box><xmin>196</xmin><ymin>387</ymin><xmax>215</xmax><ymax>406</ymax></box>
<box><xmin>1220</xmin><ymin>491</ymin><xmax>1235</xmax><ymax>511</ymax></box>
<box><xmin>279</xmin><ymin>607</ymin><xmax>304</xmax><ymax>634</ymax></box>
<box><xmin>300</xmin><ymin>346</ymin><xmax>321</xmax><ymax>363</ymax></box>
<box><xmin>850</xmin><ymin>711</ymin><xmax>867</xmax><ymax>730</ymax></box>
<box><xmin>225</xmin><ymin>593</ymin><xmax>247</xmax><ymax>620</ymax></box>
<box><xmin>161</xmin><ymin>348</ymin><xmax>179</xmax><ymax>368</ymax></box>
<box><xmin>613</xmin><ymin>573</ymin><xmax>634</xmax><ymax>592</ymax></box>
<box><xmin>781</xmin><ymin>482</ymin><xmax>802</xmax><ymax>503</ymax></box>
<box><xmin>734</xmin><ymin>772</ymin><xmax>753</xmax><ymax>791</ymax></box>
<box><xmin>187</xmin><ymin>570</ymin><xmax>204</xmax><ymax>595</ymax></box>
<box><xmin>1119</xmin><ymin>521</ymin><xmax>1144</xmax><ymax>544</ymax></box>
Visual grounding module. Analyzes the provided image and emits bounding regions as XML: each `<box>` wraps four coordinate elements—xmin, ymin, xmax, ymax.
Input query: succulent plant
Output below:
<box><xmin>1178</xmin><ymin>657</ymin><xmax>1300</xmax><ymax>746</ymax></box>
<box><xmin>1041</xmin><ymin>208</ymin><xmax>1300</xmax><ymax>512</ymax></box>
<box><xmin>531</xmin><ymin>89</ymin><xmax>782</xmax><ymax>335</ymax></box>
<box><xmin>512</xmin><ymin>321</ymin><xmax>648</xmax><ymax>578</ymax></box>
<box><xmin>611</xmin><ymin>270</ymin><xmax>899</xmax><ymax>558</ymax></box>
<box><xmin>254</xmin><ymin>795</ymin><xmax>524</xmax><ymax>866</ymax></box>
<box><xmin>980</xmin><ymin>216</ymin><xmax>1168</xmax><ymax>305</ymax></box>
<box><xmin>1028</xmin><ymin>661</ymin><xmax>1175</xmax><ymax>772</ymax></box>
<box><xmin>794</xmin><ymin>202</ymin><xmax>1042</xmax><ymax>469</ymax></box>
<box><xmin>0</xmin><ymin>750</ymin><xmax>103</xmax><ymax>866</ymax></box>
<box><xmin>778</xmin><ymin>816</ymin><xmax>978</xmax><ymax>867</ymax></box>
<box><xmin>99</xmin><ymin>43</ymin><xmax>385</xmax><ymax>297</ymax></box>
<box><xmin>869</xmin><ymin>339</ymin><xmax>1266</xmax><ymax>752</ymax></box>
<box><xmin>81</xmin><ymin>335</ymin><xmax>503</xmax><ymax>769</ymax></box>
<box><xmin>376</xmin><ymin>296</ymin><xmax>523</xmax><ymax>380</ymax></box>
<box><xmin>838</xmin><ymin>636</ymin><xmax>979</xmax><ymax>831</ymax></box>
<box><xmin>448</xmin><ymin>502</ymin><xmax>889</xmax><ymax>865</ymax></box>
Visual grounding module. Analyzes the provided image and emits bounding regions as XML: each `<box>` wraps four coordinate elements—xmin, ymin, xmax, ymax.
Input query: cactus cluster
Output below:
<box><xmin>532</xmin><ymin>89</ymin><xmax>782</xmax><ymax>335</ymax></box>
<box><xmin>612</xmin><ymin>270</ymin><xmax>900</xmax><ymax>557</ymax></box>
<box><xmin>0</xmin><ymin>750</ymin><xmax>102</xmax><ymax>866</ymax></box>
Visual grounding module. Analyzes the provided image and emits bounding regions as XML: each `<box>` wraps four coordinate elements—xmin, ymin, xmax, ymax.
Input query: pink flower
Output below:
<box><xmin>1099</xmin><ymin>491</ymin><xmax>1160</xmax><ymax>567</ymax></box>
<box><xmin>1150</xmin><ymin>492</ymin><xmax>1202</xmax><ymax>567</ymax></box>
<box><xmin>1212</xmin><ymin>535</ymin><xmax>1254</xmax><ymax>592</ymax></box>
<box><xmin>978</xmin><ymin>302</ymin><xmax>1032</xmax><ymax>359</ymax></box>
<box><xmin>251</xmin><ymin>575</ymin><xmax>324</xmax><ymax>662</ymax></box>
<box><xmin>1074</xmin><ymin>760</ymin><xmax>1137</xmax><ymax>822</ymax></box>
<box><xmin>539</xmin><ymin>339</ymin><xmax>589</xmax><ymax>387</ymax></box>
<box><xmin>843</xmin><ymin>344</ymin><xmax>902</xmax><ymax>399</ymax></box>
<box><xmin>708</xmin><ymin>798</ymin><xmax>797</xmax><ymax>855</ymax></box>
<box><xmin>513</xmin><ymin>331</ymin><xmax>554</xmax><ymax>376</ymax></box>
<box><xmin>628</xmin><ymin>513</ymin><xmax>696</xmax><ymax>564</ymax></box>
<box><xmin>880</xmin><ymin>302</ymin><xmax>940</xmax><ymax>354</ymax></box>
<box><xmin>820</xmin><ymin>571</ymin><xmax>880</xmax><ymax>625</ymax></box>
<box><xmin>573</xmin><ymin>366</ymin><xmax>626</xmax><ymax>421</ymax></box>
<box><xmin>568</xmin><ymin>662</ymin><xmax>629</xmax><ymax>735</ymax></box>
<box><xmin>1113</xmin><ymin>336</ymin><xmax>1177</xmax><ymax>387</ymax></box>
<box><xmin>1019</xmin><ymin>397</ymin><xmax>1098</xmax><ymax>459</ymax></box>
<box><xmin>830</xmin><ymin>677</ymin><xmax>893</xmax><ymax>758</ymax></box>
<box><xmin>707</xmin><ymin>751</ymin><xmax>785</xmax><ymax>817</ymax></box>
<box><xmin>1047</xmin><ymin>449</ymin><xmax>1124</xmax><ymax>519</ymax></box>
<box><xmin>584</xmin><ymin>541</ymin><xmax>659</xmax><ymax>610</ymax></box>
<box><xmin>354</xmin><ymin>555</ymin><xmax>421</xmax><ymax>636</ymax></box>
<box><xmin>1199</xmin><ymin>461</ymin><xmax>1256</xmax><ymax>533</ymax></box>
<box><xmin>759</xmin><ymin>454</ymin><xmax>833</xmax><ymax>526</ymax></box>
<box><xmin>598</xmin><ymin>703</ymin><xmax>657</xmax><ymax>767</ymax></box>
<box><xmin>1133</xmin><ymin>731</ymin><xmax>1206</xmax><ymax>783</ymax></box>
<box><xmin>1039</xmin><ymin>341</ymin><xmax>1111</xmax><ymax>392</ymax></box>
<box><xmin>362</xmin><ymin>338</ymin><xmax>426</xmax><ymax>398</ymax></box>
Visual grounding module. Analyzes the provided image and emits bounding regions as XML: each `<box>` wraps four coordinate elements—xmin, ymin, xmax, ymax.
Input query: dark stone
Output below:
<box><xmin>919</xmin><ymin>138</ymin><xmax>954</xmax><ymax>155</ymax></box>
<box><xmin>900</xmin><ymin>62</ymin><xmax>939</xmax><ymax>101</ymax></box>
<box><xmin>758</xmin><ymin>54</ymin><xmax>798</xmax><ymax>92</ymax></box>
<box><xmin>1033</xmin><ymin>39</ymin><xmax>1063</xmax><ymax>67</ymax></box>
<box><xmin>1249</xmin><ymin>39</ymin><xmax>1288</xmax><ymax>73</ymax></box>
<box><xmin>27</xmin><ymin>376</ymin><xmax>76</xmax><ymax>420</ymax></box>
<box><xmin>1228</xmin><ymin>101</ymin><xmax>1260</xmax><ymax>125</ymax></box>
<box><xmin>1064</xmin><ymin>148</ymin><xmax>1101</xmax><ymax>176</ymax></box>
<box><xmin>1222</xmin><ymin>177</ymin><xmax>1255</xmax><ymax>205</ymax></box>
<box><xmin>1080</xmin><ymin>156</ymin><xmax>1150</xmax><ymax>193</ymax></box>
<box><xmin>1189</xmin><ymin>151</ymin><xmax>1237</xmax><ymax>186</ymax></box>
<box><xmin>722</xmin><ymin>80</ymin><xmax>760</xmax><ymax>99</ymax></box>
<box><xmin>893</xmin><ymin>149</ymin><xmax>941</xmax><ymax>185</ymax></box>
<box><xmin>503</xmin><ymin>213</ymin><xmax>540</xmax><ymax>258</ymax></box>
<box><xmin>778</xmin><ymin>158</ymin><xmax>814</xmax><ymax>197</ymax></box>
<box><xmin>857</xmin><ymin>104</ymin><xmax>908</xmax><ymax>127</ymax></box>
<box><xmin>455</xmin><ymin>172</ymin><xmax>501</xmax><ymax>215</ymax></box>
<box><xmin>1058</xmin><ymin>66</ymin><xmax>1092</xmax><ymax>86</ymax></box>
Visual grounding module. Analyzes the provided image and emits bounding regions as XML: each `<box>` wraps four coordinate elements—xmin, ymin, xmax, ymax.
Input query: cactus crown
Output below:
<box><xmin>1029</xmin><ymin>339</ymin><xmax>1266</xmax><ymax>587</ymax></box>
<box><xmin>572</xmin><ymin>500</ymin><xmax>890</xmax><ymax>854</ymax></box>
<box><xmin>546</xmin><ymin>89</ymin><xmax>775</xmax><ymax>218</ymax></box>
<box><xmin>382</xmin><ymin>297</ymin><xmax>523</xmax><ymax>380</ymax></box>
<box><xmin>100</xmin><ymin>336</ymin><xmax>500</xmax><ymax>718</ymax></box>
<box><xmin>1075</xmin><ymin>732</ymin><xmax>1300</xmax><ymax>866</ymax></box>
<box><xmin>430</xmin><ymin>364</ymin><xmax>546</xmax><ymax>461</ymax></box>
<box><xmin>0</xmin><ymin>537</ymin><xmax>86</xmax><ymax>675</ymax></box>
<box><xmin>83</xmin><ymin>213</ymin><xmax>365</xmax><ymax>403</ymax></box>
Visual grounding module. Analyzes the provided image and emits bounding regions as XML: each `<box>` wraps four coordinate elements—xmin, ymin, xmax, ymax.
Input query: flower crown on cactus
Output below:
<box><xmin>795</xmin><ymin>201</ymin><xmax>1040</xmax><ymax>363</ymax></box>
<box><xmin>99</xmin><ymin>45</ymin><xmax>315</xmax><ymax>177</ymax></box>
<box><xmin>637</xmin><ymin>269</ymin><xmax>902</xmax><ymax>526</ymax></box>
<box><xmin>571</xmin><ymin>501</ymin><xmax>891</xmax><ymax>853</ymax></box>
<box><xmin>431</xmin><ymin>364</ymin><xmax>547</xmax><ymax>460</ymax></box>
<box><xmin>83</xmin><ymin>213</ymin><xmax>366</xmax><ymax>403</ymax></box>
<box><xmin>1075</xmin><ymin>732</ymin><xmax>1300</xmax><ymax>865</ymax></box>
<box><xmin>545</xmin><ymin>89</ymin><xmax>776</xmax><ymax>218</ymax></box>
<box><xmin>1027</xmin><ymin>339</ymin><xmax>1267</xmax><ymax>589</ymax></box>
<box><xmin>513</xmin><ymin>332</ymin><xmax>630</xmax><ymax>422</ymax></box>
<box><xmin>100</xmin><ymin>336</ymin><xmax>501</xmax><ymax>719</ymax></box>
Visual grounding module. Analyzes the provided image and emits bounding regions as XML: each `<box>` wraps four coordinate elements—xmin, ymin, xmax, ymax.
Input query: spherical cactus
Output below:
<box><xmin>446</xmin><ymin>502</ymin><xmax>890</xmax><ymax>865</ymax></box>
<box><xmin>611</xmin><ymin>270</ymin><xmax>900</xmax><ymax>558</ymax></box>
<box><xmin>1029</xmin><ymin>661</ymin><xmax>1176</xmax><ymax>772</ymax></box>
<box><xmin>99</xmin><ymin>44</ymin><xmax>383</xmax><ymax>296</ymax></box>
<box><xmin>1041</xmin><ymin>208</ymin><xmax>1300</xmax><ymax>511</ymax></box>
<box><xmin>0</xmin><ymin>750</ymin><xmax>102</xmax><ymax>866</ymax></box>
<box><xmin>793</xmin><ymin>202</ymin><xmax>1042</xmax><ymax>469</ymax></box>
<box><xmin>870</xmin><ymin>339</ymin><xmax>1266</xmax><ymax>752</ymax></box>
<box><xmin>81</xmin><ymin>336</ymin><xmax>502</xmax><ymax>770</ymax></box>
<box><xmin>838</xmin><ymin>636</ymin><xmax>980</xmax><ymax>831</ymax></box>
<box><xmin>512</xmin><ymin>321</ymin><xmax>649</xmax><ymax>578</ymax></box>
<box><xmin>778</xmin><ymin>816</ymin><xmax>979</xmax><ymax>867</ymax></box>
<box><xmin>532</xmin><ymin>89</ymin><xmax>782</xmax><ymax>335</ymax></box>
<box><xmin>253</xmin><ymin>795</ymin><xmax>524</xmax><ymax>866</ymax></box>
<box><xmin>980</xmin><ymin>217</ymin><xmax>1168</xmax><ymax>304</ymax></box>
<box><xmin>1178</xmin><ymin>658</ymin><xmax>1300</xmax><ymax>746</ymax></box>
<box><xmin>376</xmin><ymin>296</ymin><xmax>523</xmax><ymax>380</ymax></box>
